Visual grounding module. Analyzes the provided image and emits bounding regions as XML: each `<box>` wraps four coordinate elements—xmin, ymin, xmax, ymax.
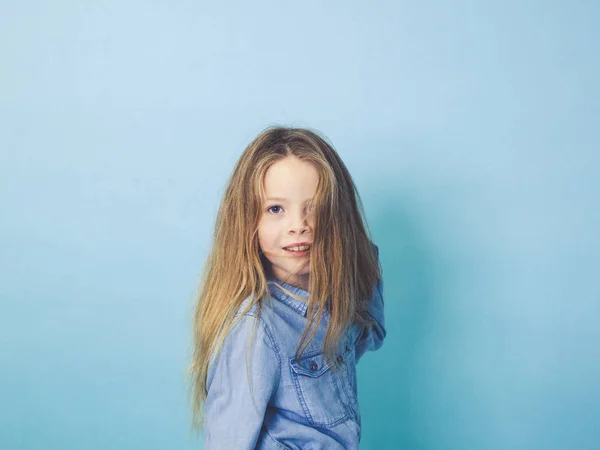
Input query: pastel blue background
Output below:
<box><xmin>1</xmin><ymin>1</ymin><xmax>598</xmax><ymax>449</ymax></box>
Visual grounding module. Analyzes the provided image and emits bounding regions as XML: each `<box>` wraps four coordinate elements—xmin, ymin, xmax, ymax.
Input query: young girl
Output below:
<box><xmin>189</xmin><ymin>127</ymin><xmax>386</xmax><ymax>449</ymax></box>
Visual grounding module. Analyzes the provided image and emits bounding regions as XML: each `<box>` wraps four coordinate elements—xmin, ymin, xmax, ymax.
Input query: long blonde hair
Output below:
<box><xmin>189</xmin><ymin>126</ymin><xmax>381</xmax><ymax>432</ymax></box>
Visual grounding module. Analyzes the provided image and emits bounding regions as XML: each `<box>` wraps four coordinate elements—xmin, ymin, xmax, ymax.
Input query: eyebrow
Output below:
<box><xmin>265</xmin><ymin>197</ymin><xmax>313</xmax><ymax>203</ymax></box>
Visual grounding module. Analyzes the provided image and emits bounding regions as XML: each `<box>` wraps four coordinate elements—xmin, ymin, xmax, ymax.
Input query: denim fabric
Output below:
<box><xmin>203</xmin><ymin>245</ymin><xmax>386</xmax><ymax>449</ymax></box>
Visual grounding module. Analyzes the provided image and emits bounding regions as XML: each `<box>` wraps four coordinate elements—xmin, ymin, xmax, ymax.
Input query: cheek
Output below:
<box><xmin>257</xmin><ymin>222</ymin><xmax>275</xmax><ymax>247</ymax></box>
<box><xmin>259</xmin><ymin>219</ymin><xmax>276</xmax><ymax>234</ymax></box>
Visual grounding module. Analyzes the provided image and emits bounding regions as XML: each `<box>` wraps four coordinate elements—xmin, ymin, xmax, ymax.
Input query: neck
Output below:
<box><xmin>266</xmin><ymin>267</ymin><xmax>310</xmax><ymax>291</ymax></box>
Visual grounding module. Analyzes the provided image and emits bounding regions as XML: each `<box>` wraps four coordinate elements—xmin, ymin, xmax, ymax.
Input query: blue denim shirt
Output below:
<box><xmin>203</xmin><ymin>246</ymin><xmax>385</xmax><ymax>449</ymax></box>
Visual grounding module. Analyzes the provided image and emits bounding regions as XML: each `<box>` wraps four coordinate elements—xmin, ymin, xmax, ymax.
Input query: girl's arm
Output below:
<box><xmin>203</xmin><ymin>314</ymin><xmax>280</xmax><ymax>449</ymax></box>
<box><xmin>354</xmin><ymin>244</ymin><xmax>386</xmax><ymax>363</ymax></box>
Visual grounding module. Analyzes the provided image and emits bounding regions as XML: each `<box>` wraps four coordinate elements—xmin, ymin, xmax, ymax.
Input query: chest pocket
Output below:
<box><xmin>289</xmin><ymin>340</ymin><xmax>358</xmax><ymax>428</ymax></box>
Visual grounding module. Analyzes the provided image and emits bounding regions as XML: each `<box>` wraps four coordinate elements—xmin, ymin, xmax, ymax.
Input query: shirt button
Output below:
<box><xmin>337</xmin><ymin>355</ymin><xmax>344</xmax><ymax>363</ymax></box>
<box><xmin>345</xmin><ymin>345</ymin><xmax>350</xmax><ymax>352</ymax></box>
<box><xmin>310</xmin><ymin>363</ymin><xmax>318</xmax><ymax>371</ymax></box>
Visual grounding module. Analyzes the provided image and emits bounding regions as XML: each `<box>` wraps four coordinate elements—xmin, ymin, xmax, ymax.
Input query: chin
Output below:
<box><xmin>276</xmin><ymin>265</ymin><xmax>310</xmax><ymax>279</ymax></box>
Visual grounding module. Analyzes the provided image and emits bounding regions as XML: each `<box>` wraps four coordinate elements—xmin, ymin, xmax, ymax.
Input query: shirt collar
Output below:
<box><xmin>267</xmin><ymin>277</ymin><xmax>310</xmax><ymax>317</ymax></box>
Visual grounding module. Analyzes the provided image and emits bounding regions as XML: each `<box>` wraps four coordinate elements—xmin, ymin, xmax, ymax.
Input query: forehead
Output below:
<box><xmin>263</xmin><ymin>156</ymin><xmax>319</xmax><ymax>200</ymax></box>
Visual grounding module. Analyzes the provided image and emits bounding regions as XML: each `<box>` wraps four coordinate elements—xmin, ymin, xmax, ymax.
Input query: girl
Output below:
<box><xmin>189</xmin><ymin>127</ymin><xmax>386</xmax><ymax>449</ymax></box>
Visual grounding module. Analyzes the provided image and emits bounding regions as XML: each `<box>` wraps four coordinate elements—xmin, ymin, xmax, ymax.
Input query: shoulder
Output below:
<box><xmin>207</xmin><ymin>296</ymin><xmax>283</xmax><ymax>389</ymax></box>
<box><xmin>230</xmin><ymin>295</ymin><xmax>280</xmax><ymax>354</ymax></box>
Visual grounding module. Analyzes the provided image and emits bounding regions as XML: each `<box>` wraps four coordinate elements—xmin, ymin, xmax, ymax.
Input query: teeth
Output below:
<box><xmin>286</xmin><ymin>245</ymin><xmax>310</xmax><ymax>251</ymax></box>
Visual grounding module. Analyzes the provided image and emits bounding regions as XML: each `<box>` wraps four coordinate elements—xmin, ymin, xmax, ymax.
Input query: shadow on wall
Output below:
<box><xmin>358</xmin><ymin>193</ymin><xmax>436</xmax><ymax>450</ymax></box>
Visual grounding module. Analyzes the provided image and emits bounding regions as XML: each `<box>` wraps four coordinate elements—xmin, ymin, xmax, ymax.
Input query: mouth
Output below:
<box><xmin>282</xmin><ymin>243</ymin><xmax>311</xmax><ymax>256</ymax></box>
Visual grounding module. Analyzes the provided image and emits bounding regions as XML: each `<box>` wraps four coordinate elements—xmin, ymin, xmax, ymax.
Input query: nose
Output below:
<box><xmin>288</xmin><ymin>209</ymin><xmax>310</xmax><ymax>235</ymax></box>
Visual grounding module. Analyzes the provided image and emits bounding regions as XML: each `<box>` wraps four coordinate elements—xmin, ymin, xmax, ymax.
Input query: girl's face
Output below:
<box><xmin>258</xmin><ymin>156</ymin><xmax>318</xmax><ymax>290</ymax></box>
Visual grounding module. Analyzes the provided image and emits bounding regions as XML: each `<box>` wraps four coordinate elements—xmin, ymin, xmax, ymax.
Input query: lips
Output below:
<box><xmin>283</xmin><ymin>242</ymin><xmax>311</xmax><ymax>251</ymax></box>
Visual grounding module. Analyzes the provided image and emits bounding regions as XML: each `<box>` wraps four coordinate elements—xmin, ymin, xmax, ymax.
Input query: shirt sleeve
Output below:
<box><xmin>203</xmin><ymin>314</ymin><xmax>281</xmax><ymax>450</ymax></box>
<box><xmin>354</xmin><ymin>243</ymin><xmax>386</xmax><ymax>363</ymax></box>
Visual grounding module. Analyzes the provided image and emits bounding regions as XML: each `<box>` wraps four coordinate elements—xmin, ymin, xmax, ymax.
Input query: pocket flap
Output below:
<box><xmin>289</xmin><ymin>351</ymin><xmax>331</xmax><ymax>377</ymax></box>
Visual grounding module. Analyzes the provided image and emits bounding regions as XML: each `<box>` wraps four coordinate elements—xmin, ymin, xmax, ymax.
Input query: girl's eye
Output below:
<box><xmin>267</xmin><ymin>205</ymin><xmax>283</xmax><ymax>214</ymax></box>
